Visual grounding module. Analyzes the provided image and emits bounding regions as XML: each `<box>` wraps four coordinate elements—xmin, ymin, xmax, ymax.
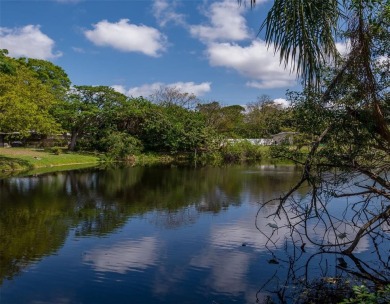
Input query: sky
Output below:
<box><xmin>0</xmin><ymin>0</ymin><xmax>303</xmax><ymax>106</ymax></box>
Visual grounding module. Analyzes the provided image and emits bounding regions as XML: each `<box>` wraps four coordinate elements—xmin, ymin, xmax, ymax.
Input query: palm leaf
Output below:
<box><xmin>241</xmin><ymin>0</ymin><xmax>341</xmax><ymax>89</ymax></box>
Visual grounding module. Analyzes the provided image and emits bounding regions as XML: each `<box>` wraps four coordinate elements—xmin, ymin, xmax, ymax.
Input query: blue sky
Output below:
<box><xmin>1</xmin><ymin>0</ymin><xmax>302</xmax><ymax>106</ymax></box>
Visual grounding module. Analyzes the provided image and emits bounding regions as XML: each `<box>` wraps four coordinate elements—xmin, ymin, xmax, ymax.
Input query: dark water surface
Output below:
<box><xmin>0</xmin><ymin>165</ymin><xmax>388</xmax><ymax>303</ymax></box>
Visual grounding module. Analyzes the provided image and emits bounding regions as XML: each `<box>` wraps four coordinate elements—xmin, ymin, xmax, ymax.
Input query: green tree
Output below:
<box><xmin>250</xmin><ymin>0</ymin><xmax>389</xmax><ymax>254</ymax></box>
<box><xmin>0</xmin><ymin>53</ymin><xmax>60</xmax><ymax>135</ymax></box>
<box><xmin>245</xmin><ymin>94</ymin><xmax>292</xmax><ymax>138</ymax></box>
<box><xmin>0</xmin><ymin>49</ymin><xmax>17</xmax><ymax>75</ymax></box>
<box><xmin>139</xmin><ymin>103</ymin><xmax>209</xmax><ymax>153</ymax></box>
<box><xmin>197</xmin><ymin>102</ymin><xmax>245</xmax><ymax>137</ymax></box>
<box><xmin>19</xmin><ymin>57</ymin><xmax>71</xmax><ymax>100</ymax></box>
<box><xmin>149</xmin><ymin>85</ymin><xmax>200</xmax><ymax>109</ymax></box>
<box><xmin>54</xmin><ymin>85</ymin><xmax>128</xmax><ymax>151</ymax></box>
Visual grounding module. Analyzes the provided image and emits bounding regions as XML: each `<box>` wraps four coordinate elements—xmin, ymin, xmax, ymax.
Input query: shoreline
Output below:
<box><xmin>0</xmin><ymin>147</ymin><xmax>295</xmax><ymax>178</ymax></box>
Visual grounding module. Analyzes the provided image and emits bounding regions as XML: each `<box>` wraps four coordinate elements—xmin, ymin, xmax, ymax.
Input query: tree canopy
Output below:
<box><xmin>250</xmin><ymin>0</ymin><xmax>389</xmax><ymax>256</ymax></box>
<box><xmin>0</xmin><ymin>52</ymin><xmax>60</xmax><ymax>135</ymax></box>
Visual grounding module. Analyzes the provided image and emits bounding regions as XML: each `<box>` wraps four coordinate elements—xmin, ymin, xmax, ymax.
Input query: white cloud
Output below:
<box><xmin>84</xmin><ymin>19</ymin><xmax>167</xmax><ymax>57</ymax></box>
<box><xmin>207</xmin><ymin>40</ymin><xmax>296</xmax><ymax>89</ymax></box>
<box><xmin>0</xmin><ymin>25</ymin><xmax>62</xmax><ymax>59</ymax></box>
<box><xmin>273</xmin><ymin>98</ymin><xmax>289</xmax><ymax>108</ymax></box>
<box><xmin>168</xmin><ymin>81</ymin><xmax>211</xmax><ymax>96</ymax></box>
<box><xmin>111</xmin><ymin>85</ymin><xmax>127</xmax><ymax>95</ymax></box>
<box><xmin>247</xmin><ymin>80</ymin><xmax>294</xmax><ymax>89</ymax></box>
<box><xmin>113</xmin><ymin>81</ymin><xmax>211</xmax><ymax>97</ymax></box>
<box><xmin>377</xmin><ymin>55</ymin><xmax>388</xmax><ymax>64</ymax></box>
<box><xmin>71</xmin><ymin>46</ymin><xmax>85</xmax><ymax>53</ymax></box>
<box><xmin>190</xmin><ymin>0</ymin><xmax>250</xmax><ymax>42</ymax></box>
<box><xmin>336</xmin><ymin>40</ymin><xmax>350</xmax><ymax>57</ymax></box>
<box><xmin>152</xmin><ymin>0</ymin><xmax>186</xmax><ymax>27</ymax></box>
<box><xmin>126</xmin><ymin>82</ymin><xmax>164</xmax><ymax>97</ymax></box>
<box><xmin>187</xmin><ymin>1</ymin><xmax>296</xmax><ymax>90</ymax></box>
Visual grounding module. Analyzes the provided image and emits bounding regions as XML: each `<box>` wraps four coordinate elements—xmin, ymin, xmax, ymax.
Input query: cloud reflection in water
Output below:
<box><xmin>83</xmin><ymin>236</ymin><xmax>159</xmax><ymax>274</ymax></box>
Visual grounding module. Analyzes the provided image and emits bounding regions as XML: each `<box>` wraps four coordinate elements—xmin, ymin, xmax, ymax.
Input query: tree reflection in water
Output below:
<box><xmin>255</xmin><ymin>175</ymin><xmax>390</xmax><ymax>303</ymax></box>
<box><xmin>0</xmin><ymin>165</ymin><xmax>302</xmax><ymax>284</ymax></box>
<box><xmin>0</xmin><ymin>165</ymin><xmax>388</xmax><ymax>303</ymax></box>
<box><xmin>255</xmin><ymin>249</ymin><xmax>389</xmax><ymax>303</ymax></box>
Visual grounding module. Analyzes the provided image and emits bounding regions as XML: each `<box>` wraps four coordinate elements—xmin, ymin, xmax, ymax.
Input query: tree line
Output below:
<box><xmin>0</xmin><ymin>49</ymin><xmax>295</xmax><ymax>159</ymax></box>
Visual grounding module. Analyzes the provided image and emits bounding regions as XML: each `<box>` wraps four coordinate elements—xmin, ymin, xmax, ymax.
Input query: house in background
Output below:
<box><xmin>271</xmin><ymin>132</ymin><xmax>298</xmax><ymax>145</ymax></box>
<box><xmin>0</xmin><ymin>132</ymin><xmax>69</xmax><ymax>148</ymax></box>
<box><xmin>225</xmin><ymin>132</ymin><xmax>298</xmax><ymax>146</ymax></box>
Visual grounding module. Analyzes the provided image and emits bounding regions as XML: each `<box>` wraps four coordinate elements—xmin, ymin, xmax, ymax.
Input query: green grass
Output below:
<box><xmin>0</xmin><ymin>145</ymin><xmax>300</xmax><ymax>178</ymax></box>
<box><xmin>0</xmin><ymin>147</ymin><xmax>100</xmax><ymax>173</ymax></box>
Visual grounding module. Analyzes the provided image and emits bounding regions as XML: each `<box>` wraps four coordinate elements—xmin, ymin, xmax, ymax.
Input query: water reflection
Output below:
<box><xmin>191</xmin><ymin>248</ymin><xmax>252</xmax><ymax>295</ymax></box>
<box><xmin>83</xmin><ymin>236</ymin><xmax>159</xmax><ymax>273</ymax></box>
<box><xmin>3</xmin><ymin>165</ymin><xmax>385</xmax><ymax>303</ymax></box>
<box><xmin>0</xmin><ymin>165</ymin><xmax>301</xmax><ymax>286</ymax></box>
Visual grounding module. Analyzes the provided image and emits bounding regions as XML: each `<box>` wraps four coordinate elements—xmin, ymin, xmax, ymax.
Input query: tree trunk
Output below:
<box><xmin>68</xmin><ymin>131</ymin><xmax>78</xmax><ymax>151</ymax></box>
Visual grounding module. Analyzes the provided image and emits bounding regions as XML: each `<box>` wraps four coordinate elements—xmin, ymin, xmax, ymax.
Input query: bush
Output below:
<box><xmin>221</xmin><ymin>140</ymin><xmax>263</xmax><ymax>162</ymax></box>
<box><xmin>339</xmin><ymin>285</ymin><xmax>390</xmax><ymax>304</ymax></box>
<box><xmin>99</xmin><ymin>131</ymin><xmax>143</xmax><ymax>160</ymax></box>
<box><xmin>49</xmin><ymin>147</ymin><xmax>62</xmax><ymax>155</ymax></box>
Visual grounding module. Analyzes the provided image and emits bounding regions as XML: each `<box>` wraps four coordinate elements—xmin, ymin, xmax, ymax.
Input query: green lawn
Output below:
<box><xmin>0</xmin><ymin>148</ymin><xmax>100</xmax><ymax>173</ymax></box>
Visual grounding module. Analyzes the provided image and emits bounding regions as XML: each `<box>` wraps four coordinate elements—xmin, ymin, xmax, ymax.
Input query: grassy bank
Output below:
<box><xmin>0</xmin><ymin>145</ymin><xmax>298</xmax><ymax>178</ymax></box>
<box><xmin>0</xmin><ymin>148</ymin><xmax>100</xmax><ymax>173</ymax></box>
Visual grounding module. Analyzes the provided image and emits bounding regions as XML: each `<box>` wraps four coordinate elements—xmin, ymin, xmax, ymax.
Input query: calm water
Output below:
<box><xmin>0</xmin><ymin>165</ymin><xmax>388</xmax><ymax>303</ymax></box>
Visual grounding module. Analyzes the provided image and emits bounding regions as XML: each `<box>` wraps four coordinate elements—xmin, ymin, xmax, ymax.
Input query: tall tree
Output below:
<box><xmin>149</xmin><ymin>86</ymin><xmax>200</xmax><ymax>109</ymax></box>
<box><xmin>0</xmin><ymin>52</ymin><xmax>60</xmax><ymax>135</ymax></box>
<box><xmin>19</xmin><ymin>57</ymin><xmax>71</xmax><ymax>100</ymax></box>
<box><xmin>197</xmin><ymin>102</ymin><xmax>246</xmax><ymax>137</ymax></box>
<box><xmin>245</xmin><ymin>94</ymin><xmax>291</xmax><ymax>138</ymax></box>
<box><xmin>248</xmin><ymin>0</ymin><xmax>389</xmax><ymax>254</ymax></box>
<box><xmin>54</xmin><ymin>86</ymin><xmax>128</xmax><ymax>151</ymax></box>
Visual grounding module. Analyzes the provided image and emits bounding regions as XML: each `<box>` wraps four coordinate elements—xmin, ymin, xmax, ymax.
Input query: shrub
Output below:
<box><xmin>221</xmin><ymin>140</ymin><xmax>263</xmax><ymax>162</ymax></box>
<box><xmin>99</xmin><ymin>131</ymin><xmax>143</xmax><ymax>160</ymax></box>
<box><xmin>50</xmin><ymin>147</ymin><xmax>62</xmax><ymax>155</ymax></box>
<box><xmin>339</xmin><ymin>285</ymin><xmax>390</xmax><ymax>304</ymax></box>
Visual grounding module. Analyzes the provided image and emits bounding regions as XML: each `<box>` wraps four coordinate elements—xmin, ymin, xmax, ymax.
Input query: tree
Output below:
<box><xmin>197</xmin><ymin>102</ymin><xmax>246</xmax><ymax>137</ymax></box>
<box><xmin>248</xmin><ymin>0</ymin><xmax>389</xmax><ymax>256</ymax></box>
<box><xmin>19</xmin><ymin>57</ymin><xmax>71</xmax><ymax>100</ymax></box>
<box><xmin>149</xmin><ymin>85</ymin><xmax>200</xmax><ymax>109</ymax></box>
<box><xmin>245</xmin><ymin>94</ymin><xmax>291</xmax><ymax>138</ymax></box>
<box><xmin>54</xmin><ymin>85</ymin><xmax>128</xmax><ymax>151</ymax></box>
<box><xmin>0</xmin><ymin>52</ymin><xmax>60</xmax><ymax>135</ymax></box>
<box><xmin>138</xmin><ymin>102</ymin><xmax>209</xmax><ymax>153</ymax></box>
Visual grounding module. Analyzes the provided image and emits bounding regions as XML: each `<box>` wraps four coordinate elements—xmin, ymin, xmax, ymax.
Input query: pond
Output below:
<box><xmin>0</xmin><ymin>165</ymin><xmax>388</xmax><ymax>303</ymax></box>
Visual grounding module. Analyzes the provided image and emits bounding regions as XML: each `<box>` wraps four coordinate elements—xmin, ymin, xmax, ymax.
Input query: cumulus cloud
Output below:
<box><xmin>207</xmin><ymin>41</ymin><xmax>295</xmax><ymax>89</ymax></box>
<box><xmin>169</xmin><ymin>81</ymin><xmax>211</xmax><ymax>95</ymax></box>
<box><xmin>273</xmin><ymin>98</ymin><xmax>289</xmax><ymax>108</ymax></box>
<box><xmin>127</xmin><ymin>82</ymin><xmax>163</xmax><ymax>97</ymax></box>
<box><xmin>111</xmin><ymin>85</ymin><xmax>127</xmax><ymax>95</ymax></box>
<box><xmin>152</xmin><ymin>0</ymin><xmax>186</xmax><ymax>27</ymax></box>
<box><xmin>187</xmin><ymin>0</ymin><xmax>296</xmax><ymax>90</ymax></box>
<box><xmin>0</xmin><ymin>25</ymin><xmax>62</xmax><ymax>59</ymax></box>
<box><xmin>84</xmin><ymin>19</ymin><xmax>167</xmax><ymax>57</ymax></box>
<box><xmin>113</xmin><ymin>81</ymin><xmax>211</xmax><ymax>97</ymax></box>
<box><xmin>190</xmin><ymin>0</ymin><xmax>250</xmax><ymax>43</ymax></box>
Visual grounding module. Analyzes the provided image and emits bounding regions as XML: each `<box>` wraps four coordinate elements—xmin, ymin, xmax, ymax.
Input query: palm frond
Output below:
<box><xmin>262</xmin><ymin>0</ymin><xmax>341</xmax><ymax>89</ymax></box>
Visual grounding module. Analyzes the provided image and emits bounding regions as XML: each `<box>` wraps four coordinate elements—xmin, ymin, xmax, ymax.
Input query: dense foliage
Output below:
<box><xmin>0</xmin><ymin>49</ymin><xmax>294</xmax><ymax>160</ymax></box>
